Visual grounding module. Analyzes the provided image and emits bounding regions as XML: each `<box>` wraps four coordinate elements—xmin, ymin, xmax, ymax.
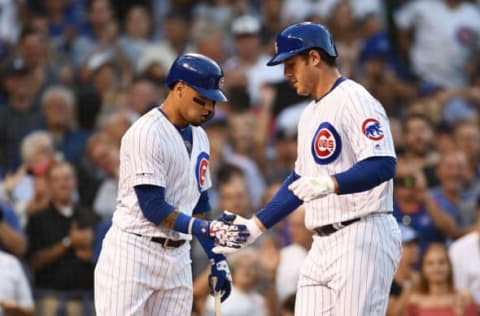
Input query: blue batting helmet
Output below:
<box><xmin>266</xmin><ymin>22</ymin><xmax>338</xmax><ymax>66</ymax></box>
<box><xmin>166</xmin><ymin>53</ymin><xmax>228</xmax><ymax>102</ymax></box>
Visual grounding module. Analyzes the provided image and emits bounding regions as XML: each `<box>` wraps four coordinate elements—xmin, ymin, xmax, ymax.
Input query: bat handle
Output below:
<box><xmin>211</xmin><ymin>276</ymin><xmax>221</xmax><ymax>316</ymax></box>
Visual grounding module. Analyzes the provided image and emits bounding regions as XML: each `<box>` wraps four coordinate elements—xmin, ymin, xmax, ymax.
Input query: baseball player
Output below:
<box><xmin>94</xmin><ymin>53</ymin><xmax>249</xmax><ymax>316</ymax></box>
<box><xmin>215</xmin><ymin>23</ymin><xmax>402</xmax><ymax>315</ymax></box>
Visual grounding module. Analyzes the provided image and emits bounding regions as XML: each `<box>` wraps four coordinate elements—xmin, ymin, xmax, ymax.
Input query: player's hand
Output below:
<box><xmin>206</xmin><ymin>218</ymin><xmax>250</xmax><ymax>249</ymax></box>
<box><xmin>212</xmin><ymin>211</ymin><xmax>264</xmax><ymax>254</ymax></box>
<box><xmin>208</xmin><ymin>258</ymin><xmax>232</xmax><ymax>302</ymax></box>
<box><xmin>288</xmin><ymin>176</ymin><xmax>336</xmax><ymax>202</ymax></box>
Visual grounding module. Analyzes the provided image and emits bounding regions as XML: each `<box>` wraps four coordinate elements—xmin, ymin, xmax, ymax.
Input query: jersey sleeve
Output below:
<box><xmin>125</xmin><ymin>123</ymin><xmax>167</xmax><ymax>187</ymax></box>
<box><xmin>342</xmin><ymin>89</ymin><xmax>396</xmax><ymax>162</ymax></box>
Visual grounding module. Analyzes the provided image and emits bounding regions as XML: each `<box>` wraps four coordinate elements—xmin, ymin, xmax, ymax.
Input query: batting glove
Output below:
<box><xmin>288</xmin><ymin>175</ymin><xmax>336</xmax><ymax>202</ymax></box>
<box><xmin>212</xmin><ymin>211</ymin><xmax>263</xmax><ymax>254</ymax></box>
<box><xmin>191</xmin><ymin>217</ymin><xmax>250</xmax><ymax>249</ymax></box>
<box><xmin>208</xmin><ymin>258</ymin><xmax>232</xmax><ymax>302</ymax></box>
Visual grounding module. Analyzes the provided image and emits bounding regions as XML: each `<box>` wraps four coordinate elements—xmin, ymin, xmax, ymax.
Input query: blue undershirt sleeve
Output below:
<box><xmin>334</xmin><ymin>156</ymin><xmax>396</xmax><ymax>194</ymax></box>
<box><xmin>256</xmin><ymin>171</ymin><xmax>303</xmax><ymax>229</ymax></box>
<box><xmin>192</xmin><ymin>191</ymin><xmax>211</xmax><ymax>215</ymax></box>
<box><xmin>134</xmin><ymin>185</ymin><xmax>175</xmax><ymax>225</ymax></box>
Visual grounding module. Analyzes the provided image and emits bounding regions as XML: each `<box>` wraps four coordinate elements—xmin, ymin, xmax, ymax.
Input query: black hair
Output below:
<box><xmin>299</xmin><ymin>48</ymin><xmax>337</xmax><ymax>67</ymax></box>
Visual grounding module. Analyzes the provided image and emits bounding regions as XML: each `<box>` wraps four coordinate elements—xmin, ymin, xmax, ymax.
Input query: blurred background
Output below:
<box><xmin>0</xmin><ymin>0</ymin><xmax>479</xmax><ymax>315</ymax></box>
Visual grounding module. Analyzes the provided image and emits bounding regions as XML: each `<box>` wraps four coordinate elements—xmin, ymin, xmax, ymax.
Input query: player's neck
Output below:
<box><xmin>313</xmin><ymin>68</ymin><xmax>342</xmax><ymax>100</ymax></box>
<box><xmin>160</xmin><ymin>100</ymin><xmax>188</xmax><ymax>127</ymax></box>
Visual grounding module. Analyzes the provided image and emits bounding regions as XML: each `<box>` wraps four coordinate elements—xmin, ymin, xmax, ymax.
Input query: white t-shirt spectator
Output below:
<box><xmin>394</xmin><ymin>0</ymin><xmax>480</xmax><ymax>87</ymax></box>
<box><xmin>203</xmin><ymin>286</ymin><xmax>267</xmax><ymax>316</ymax></box>
<box><xmin>0</xmin><ymin>251</ymin><xmax>34</xmax><ymax>313</ymax></box>
<box><xmin>276</xmin><ymin>244</ymin><xmax>308</xmax><ymax>302</ymax></box>
<box><xmin>449</xmin><ymin>231</ymin><xmax>480</xmax><ymax>304</ymax></box>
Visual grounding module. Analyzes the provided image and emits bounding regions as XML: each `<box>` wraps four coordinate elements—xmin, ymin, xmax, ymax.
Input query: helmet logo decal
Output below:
<box><xmin>195</xmin><ymin>152</ymin><xmax>209</xmax><ymax>192</ymax></box>
<box><xmin>362</xmin><ymin>118</ymin><xmax>384</xmax><ymax>141</ymax></box>
<box><xmin>311</xmin><ymin>122</ymin><xmax>341</xmax><ymax>164</ymax></box>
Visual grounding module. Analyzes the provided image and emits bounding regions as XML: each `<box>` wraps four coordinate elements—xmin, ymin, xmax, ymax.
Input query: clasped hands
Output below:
<box><xmin>211</xmin><ymin>175</ymin><xmax>336</xmax><ymax>254</ymax></box>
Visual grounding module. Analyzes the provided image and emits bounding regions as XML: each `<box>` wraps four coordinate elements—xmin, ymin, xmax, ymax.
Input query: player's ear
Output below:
<box><xmin>309</xmin><ymin>49</ymin><xmax>321</xmax><ymax>66</ymax></box>
<box><xmin>173</xmin><ymin>81</ymin><xmax>184</xmax><ymax>97</ymax></box>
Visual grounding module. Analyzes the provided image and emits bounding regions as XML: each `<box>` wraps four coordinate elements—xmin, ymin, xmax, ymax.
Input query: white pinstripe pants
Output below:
<box><xmin>94</xmin><ymin>224</ymin><xmax>193</xmax><ymax>316</ymax></box>
<box><xmin>295</xmin><ymin>214</ymin><xmax>401</xmax><ymax>316</ymax></box>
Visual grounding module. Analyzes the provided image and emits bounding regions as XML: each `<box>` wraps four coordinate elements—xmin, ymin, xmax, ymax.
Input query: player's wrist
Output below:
<box><xmin>246</xmin><ymin>217</ymin><xmax>264</xmax><ymax>244</ymax></box>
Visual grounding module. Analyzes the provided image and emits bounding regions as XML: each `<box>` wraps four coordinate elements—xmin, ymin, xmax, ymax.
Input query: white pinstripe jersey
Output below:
<box><xmin>112</xmin><ymin>107</ymin><xmax>212</xmax><ymax>240</ymax></box>
<box><xmin>295</xmin><ymin>78</ymin><xmax>395</xmax><ymax>229</ymax></box>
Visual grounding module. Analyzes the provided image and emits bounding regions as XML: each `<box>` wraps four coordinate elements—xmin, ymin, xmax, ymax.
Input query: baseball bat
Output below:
<box><xmin>211</xmin><ymin>276</ymin><xmax>221</xmax><ymax>316</ymax></box>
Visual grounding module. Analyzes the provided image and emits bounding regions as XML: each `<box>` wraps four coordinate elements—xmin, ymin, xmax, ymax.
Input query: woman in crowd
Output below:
<box><xmin>405</xmin><ymin>243</ymin><xmax>477</xmax><ymax>315</ymax></box>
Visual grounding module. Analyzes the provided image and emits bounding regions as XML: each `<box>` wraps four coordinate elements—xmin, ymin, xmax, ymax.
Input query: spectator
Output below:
<box><xmin>17</xmin><ymin>28</ymin><xmax>63</xmax><ymax>107</ymax></box>
<box><xmin>394</xmin><ymin>0</ymin><xmax>480</xmax><ymax>88</ymax></box>
<box><xmin>0</xmin><ymin>201</ymin><xmax>27</xmax><ymax>258</ymax></box>
<box><xmin>125</xmin><ymin>77</ymin><xmax>159</xmax><ymax>120</ymax></box>
<box><xmin>326</xmin><ymin>2</ymin><xmax>361</xmax><ymax>79</ymax></box>
<box><xmin>276</xmin><ymin>206</ymin><xmax>312</xmax><ymax>302</ymax></box>
<box><xmin>405</xmin><ymin>243</ymin><xmax>477</xmax><ymax>315</ymax></box>
<box><xmin>393</xmin><ymin>157</ymin><xmax>462</xmax><ymax>260</ymax></box>
<box><xmin>192</xmin><ymin>24</ymin><xmax>228</xmax><ymax>65</ymax></box>
<box><xmin>203</xmin><ymin>248</ymin><xmax>268</xmax><ymax>316</ymax></box>
<box><xmin>0</xmin><ymin>57</ymin><xmax>43</xmax><ymax>173</ymax></box>
<box><xmin>41</xmin><ymin>85</ymin><xmax>89</xmax><ymax>163</ymax></box>
<box><xmin>223</xmin><ymin>15</ymin><xmax>283</xmax><ymax>108</ymax></box>
<box><xmin>43</xmin><ymin>0</ymin><xmax>79</xmax><ymax>54</ymax></box>
<box><xmin>429</xmin><ymin>151</ymin><xmax>477</xmax><ymax>232</ymax></box>
<box><xmin>225</xmin><ymin>110</ymin><xmax>266</xmax><ymax>207</ymax></box>
<box><xmin>26</xmin><ymin>161</ymin><xmax>98</xmax><ymax>316</ymax></box>
<box><xmin>70</xmin><ymin>0</ymin><xmax>117</xmax><ymax>70</ymax></box>
<box><xmin>402</xmin><ymin>114</ymin><xmax>439</xmax><ymax>187</ymax></box>
<box><xmin>387</xmin><ymin>224</ymin><xmax>420</xmax><ymax>316</ymax></box>
<box><xmin>1</xmin><ymin>131</ymin><xmax>55</xmax><ymax>225</ymax></box>
<box><xmin>137</xmin><ymin>10</ymin><xmax>191</xmax><ymax>79</ymax></box>
<box><xmin>0</xmin><ymin>249</ymin><xmax>34</xmax><ymax>316</ymax></box>
<box><xmin>216</xmin><ymin>164</ymin><xmax>252</xmax><ymax>219</ymax></box>
<box><xmin>117</xmin><ymin>5</ymin><xmax>152</xmax><ymax>69</ymax></box>
<box><xmin>454</xmin><ymin>121</ymin><xmax>480</xmax><ymax>187</ymax></box>
<box><xmin>449</xmin><ymin>201</ymin><xmax>480</xmax><ymax>306</ymax></box>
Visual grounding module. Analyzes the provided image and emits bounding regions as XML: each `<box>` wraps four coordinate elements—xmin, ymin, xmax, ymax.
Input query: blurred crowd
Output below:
<box><xmin>0</xmin><ymin>0</ymin><xmax>479</xmax><ymax>315</ymax></box>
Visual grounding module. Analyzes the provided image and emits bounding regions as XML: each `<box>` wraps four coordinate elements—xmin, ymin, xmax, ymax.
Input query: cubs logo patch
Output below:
<box><xmin>311</xmin><ymin>122</ymin><xmax>342</xmax><ymax>164</ymax></box>
<box><xmin>362</xmin><ymin>118</ymin><xmax>384</xmax><ymax>141</ymax></box>
<box><xmin>195</xmin><ymin>152</ymin><xmax>209</xmax><ymax>192</ymax></box>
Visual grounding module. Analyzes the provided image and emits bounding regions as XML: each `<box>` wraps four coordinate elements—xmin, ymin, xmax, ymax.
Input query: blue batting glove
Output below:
<box><xmin>208</xmin><ymin>258</ymin><xmax>232</xmax><ymax>302</ymax></box>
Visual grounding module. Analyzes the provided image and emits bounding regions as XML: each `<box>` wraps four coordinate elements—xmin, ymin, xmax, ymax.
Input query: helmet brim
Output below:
<box><xmin>266</xmin><ymin>49</ymin><xmax>305</xmax><ymax>66</ymax></box>
<box><xmin>193</xmin><ymin>85</ymin><xmax>228</xmax><ymax>102</ymax></box>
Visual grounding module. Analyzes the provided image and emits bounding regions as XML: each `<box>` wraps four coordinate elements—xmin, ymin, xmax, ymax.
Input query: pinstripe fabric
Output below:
<box><xmin>95</xmin><ymin>225</ymin><xmax>193</xmax><ymax>316</ymax></box>
<box><xmin>295</xmin><ymin>214</ymin><xmax>401</xmax><ymax>316</ymax></box>
<box><xmin>292</xmin><ymin>78</ymin><xmax>400</xmax><ymax>314</ymax></box>
<box><xmin>95</xmin><ymin>107</ymin><xmax>210</xmax><ymax>315</ymax></box>
<box><xmin>295</xmin><ymin>79</ymin><xmax>396</xmax><ymax>229</ymax></box>
<box><xmin>112</xmin><ymin>108</ymin><xmax>211</xmax><ymax>239</ymax></box>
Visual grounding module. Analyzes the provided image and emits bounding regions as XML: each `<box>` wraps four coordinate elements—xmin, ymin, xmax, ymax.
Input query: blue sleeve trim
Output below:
<box><xmin>192</xmin><ymin>191</ymin><xmax>211</xmax><ymax>214</ymax></box>
<box><xmin>134</xmin><ymin>185</ymin><xmax>175</xmax><ymax>225</ymax></box>
<box><xmin>197</xmin><ymin>235</ymin><xmax>225</xmax><ymax>261</ymax></box>
<box><xmin>334</xmin><ymin>156</ymin><xmax>396</xmax><ymax>194</ymax></box>
<box><xmin>256</xmin><ymin>171</ymin><xmax>303</xmax><ymax>229</ymax></box>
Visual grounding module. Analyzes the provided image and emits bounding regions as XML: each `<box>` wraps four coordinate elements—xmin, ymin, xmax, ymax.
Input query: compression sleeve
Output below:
<box><xmin>334</xmin><ymin>156</ymin><xmax>396</xmax><ymax>194</ymax></box>
<box><xmin>255</xmin><ymin>171</ymin><xmax>303</xmax><ymax>229</ymax></box>
<box><xmin>134</xmin><ymin>184</ymin><xmax>175</xmax><ymax>225</ymax></box>
<box><xmin>192</xmin><ymin>191</ymin><xmax>211</xmax><ymax>214</ymax></box>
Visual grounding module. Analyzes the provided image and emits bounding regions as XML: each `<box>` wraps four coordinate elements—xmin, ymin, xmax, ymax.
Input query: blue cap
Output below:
<box><xmin>267</xmin><ymin>22</ymin><xmax>337</xmax><ymax>66</ymax></box>
<box><xmin>359</xmin><ymin>33</ymin><xmax>391</xmax><ymax>62</ymax></box>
